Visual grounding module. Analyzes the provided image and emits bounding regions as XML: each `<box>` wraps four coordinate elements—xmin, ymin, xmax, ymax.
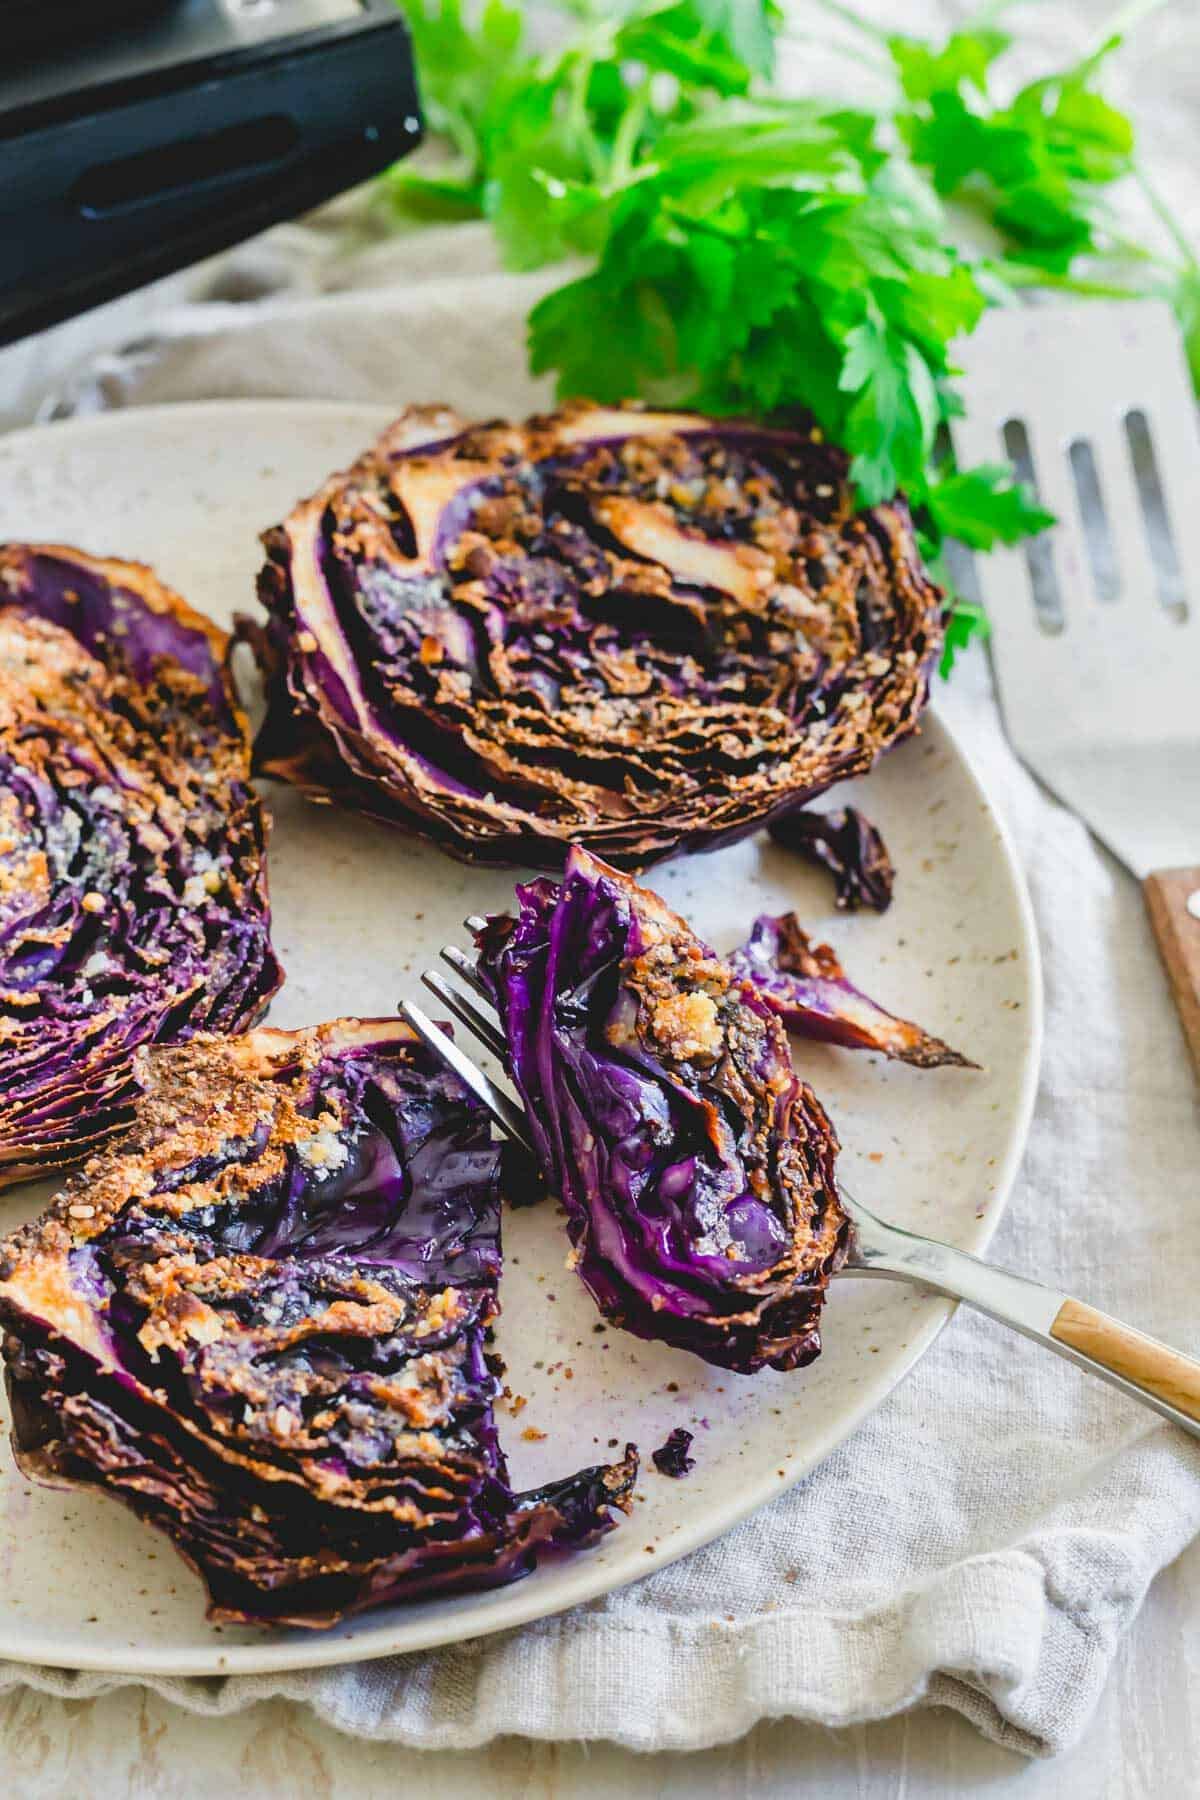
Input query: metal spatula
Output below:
<box><xmin>952</xmin><ymin>299</ymin><xmax>1200</xmax><ymax>1077</ymax></box>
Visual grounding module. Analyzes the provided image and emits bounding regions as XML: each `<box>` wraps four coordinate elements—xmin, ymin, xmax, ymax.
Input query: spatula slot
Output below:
<box><xmin>941</xmin><ymin>537</ymin><xmax>983</xmax><ymax>624</ymax></box>
<box><xmin>1124</xmin><ymin>409</ymin><xmax>1188</xmax><ymax>623</ymax></box>
<box><xmin>1003</xmin><ymin>418</ymin><xmax>1064</xmax><ymax>634</ymax></box>
<box><xmin>1067</xmin><ymin>439</ymin><xmax>1120</xmax><ymax>603</ymax></box>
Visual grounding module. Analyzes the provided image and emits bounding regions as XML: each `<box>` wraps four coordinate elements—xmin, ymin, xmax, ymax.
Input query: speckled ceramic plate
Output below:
<box><xmin>0</xmin><ymin>403</ymin><xmax>1041</xmax><ymax>1677</ymax></box>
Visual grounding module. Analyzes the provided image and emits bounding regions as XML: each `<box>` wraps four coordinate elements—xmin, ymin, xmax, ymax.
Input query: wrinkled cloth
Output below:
<box><xmin>2</xmin><ymin>0</ymin><xmax>1199</xmax><ymax>1761</ymax></box>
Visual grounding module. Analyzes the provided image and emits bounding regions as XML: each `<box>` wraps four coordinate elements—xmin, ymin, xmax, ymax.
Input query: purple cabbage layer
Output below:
<box><xmin>730</xmin><ymin>913</ymin><xmax>975</xmax><ymax>1069</ymax></box>
<box><xmin>475</xmin><ymin>847</ymin><xmax>849</xmax><ymax>1374</ymax></box>
<box><xmin>0</xmin><ymin>543</ymin><xmax>281</xmax><ymax>1185</ymax></box>
<box><xmin>250</xmin><ymin>402</ymin><xmax>944</xmax><ymax>871</ymax></box>
<box><xmin>0</xmin><ymin>1020</ymin><xmax>635</xmax><ymax>1628</ymax></box>
<box><xmin>768</xmin><ymin>806</ymin><xmax>895</xmax><ymax>912</ymax></box>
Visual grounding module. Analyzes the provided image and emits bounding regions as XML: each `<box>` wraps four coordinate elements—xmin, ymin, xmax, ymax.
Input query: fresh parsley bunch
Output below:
<box><xmin>389</xmin><ymin>0</ymin><xmax>1192</xmax><ymax>671</ymax></box>
<box><xmin>858</xmin><ymin>0</ymin><xmax>1199</xmax><ymax>380</ymax></box>
<box><xmin>391</xmin><ymin>0</ymin><xmax>782</xmax><ymax>264</ymax></box>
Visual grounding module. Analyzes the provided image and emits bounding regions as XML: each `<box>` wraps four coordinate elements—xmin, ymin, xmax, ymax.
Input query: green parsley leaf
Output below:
<box><xmin>889</xmin><ymin>18</ymin><xmax>1137</xmax><ymax>270</ymax></box>
<box><xmin>889</xmin><ymin>28</ymin><xmax>1010</xmax><ymax>107</ymax></box>
<box><xmin>927</xmin><ymin>463</ymin><xmax>1056</xmax><ymax>549</ymax></box>
<box><xmin>939</xmin><ymin>598</ymin><xmax>991</xmax><ymax>677</ymax></box>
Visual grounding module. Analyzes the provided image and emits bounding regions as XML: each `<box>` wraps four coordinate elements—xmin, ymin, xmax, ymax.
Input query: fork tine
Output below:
<box><xmin>439</xmin><ymin>943</ymin><xmax>490</xmax><ymax>1001</ymax></box>
<box><xmin>399</xmin><ymin>999</ymin><xmax>533</xmax><ymax>1151</ymax></box>
<box><xmin>421</xmin><ymin>970</ymin><xmax>507</xmax><ymax>1060</ymax></box>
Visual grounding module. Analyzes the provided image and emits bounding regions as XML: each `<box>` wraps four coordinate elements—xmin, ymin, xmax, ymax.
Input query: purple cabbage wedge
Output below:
<box><xmin>730</xmin><ymin>913</ymin><xmax>975</xmax><ymax>1069</ymax></box>
<box><xmin>475</xmin><ymin>847</ymin><xmax>849</xmax><ymax>1374</ymax></box>
<box><xmin>251</xmin><ymin>402</ymin><xmax>945</xmax><ymax>871</ymax></box>
<box><xmin>0</xmin><ymin>543</ymin><xmax>281</xmax><ymax>1186</ymax></box>
<box><xmin>0</xmin><ymin>1019</ymin><xmax>636</xmax><ymax>1629</ymax></box>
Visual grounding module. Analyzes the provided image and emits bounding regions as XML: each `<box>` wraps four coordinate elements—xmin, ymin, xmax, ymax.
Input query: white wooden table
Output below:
<box><xmin>2</xmin><ymin>1528</ymin><xmax>1196</xmax><ymax>1798</ymax></box>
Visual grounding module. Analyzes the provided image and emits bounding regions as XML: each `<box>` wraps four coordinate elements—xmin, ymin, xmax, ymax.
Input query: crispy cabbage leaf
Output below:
<box><xmin>768</xmin><ymin>806</ymin><xmax>895</xmax><ymax>912</ymax></box>
<box><xmin>0</xmin><ymin>543</ymin><xmax>281</xmax><ymax>1185</ymax></box>
<box><xmin>250</xmin><ymin>402</ymin><xmax>945</xmax><ymax>870</ymax></box>
<box><xmin>476</xmin><ymin>847</ymin><xmax>849</xmax><ymax>1373</ymax></box>
<box><xmin>0</xmin><ymin>1019</ymin><xmax>636</xmax><ymax>1628</ymax></box>
<box><xmin>730</xmin><ymin>912</ymin><xmax>975</xmax><ymax>1068</ymax></box>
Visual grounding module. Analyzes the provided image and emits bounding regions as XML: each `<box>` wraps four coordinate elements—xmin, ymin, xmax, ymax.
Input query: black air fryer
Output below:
<box><xmin>1</xmin><ymin>0</ymin><xmax>423</xmax><ymax>348</ymax></box>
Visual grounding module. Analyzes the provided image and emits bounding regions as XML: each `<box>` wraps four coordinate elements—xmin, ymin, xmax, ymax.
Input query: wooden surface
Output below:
<box><xmin>1144</xmin><ymin>868</ymin><xmax>1200</xmax><ymax>1083</ymax></box>
<box><xmin>1051</xmin><ymin>1297</ymin><xmax>1200</xmax><ymax>1422</ymax></box>
<box><xmin>1</xmin><ymin>1531</ymin><xmax>1199</xmax><ymax>1800</ymax></box>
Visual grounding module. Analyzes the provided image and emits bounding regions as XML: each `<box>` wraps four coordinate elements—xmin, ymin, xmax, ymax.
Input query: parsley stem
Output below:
<box><xmin>565</xmin><ymin>52</ymin><xmax>607</xmax><ymax>186</ymax></box>
<box><xmin>1134</xmin><ymin>166</ymin><xmax>1200</xmax><ymax>273</ymax></box>
<box><xmin>609</xmin><ymin>81</ymin><xmax>652</xmax><ymax>188</ymax></box>
<box><xmin>997</xmin><ymin>263</ymin><xmax>1153</xmax><ymax>300</ymax></box>
<box><xmin>439</xmin><ymin>110</ymin><xmax>483</xmax><ymax>180</ymax></box>
<box><xmin>1084</xmin><ymin>0</ymin><xmax>1171</xmax><ymax>61</ymax></box>
<box><xmin>1106</xmin><ymin>231</ymin><xmax>1164</xmax><ymax>266</ymax></box>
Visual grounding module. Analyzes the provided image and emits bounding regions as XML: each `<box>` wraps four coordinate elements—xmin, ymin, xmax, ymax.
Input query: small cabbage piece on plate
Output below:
<box><xmin>730</xmin><ymin>913</ymin><xmax>975</xmax><ymax>1069</ymax></box>
<box><xmin>0</xmin><ymin>543</ymin><xmax>281</xmax><ymax>1186</ymax></box>
<box><xmin>769</xmin><ymin>806</ymin><xmax>895</xmax><ymax>912</ymax></box>
<box><xmin>651</xmin><ymin>1428</ymin><xmax>696</xmax><ymax>1479</ymax></box>
<box><xmin>0</xmin><ymin>1020</ymin><xmax>636</xmax><ymax>1629</ymax></box>
<box><xmin>475</xmin><ymin>847</ymin><xmax>849</xmax><ymax>1373</ymax></box>
<box><xmin>251</xmin><ymin>401</ymin><xmax>944</xmax><ymax>871</ymax></box>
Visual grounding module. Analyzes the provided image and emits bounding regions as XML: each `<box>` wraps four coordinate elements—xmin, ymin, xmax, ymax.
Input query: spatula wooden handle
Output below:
<box><xmin>1144</xmin><ymin>866</ymin><xmax>1200</xmax><ymax>1083</ymax></box>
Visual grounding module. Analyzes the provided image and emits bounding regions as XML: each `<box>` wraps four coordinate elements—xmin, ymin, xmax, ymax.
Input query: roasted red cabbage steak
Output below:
<box><xmin>251</xmin><ymin>402</ymin><xmax>944</xmax><ymax>870</ymax></box>
<box><xmin>475</xmin><ymin>848</ymin><xmax>850</xmax><ymax>1373</ymax></box>
<box><xmin>0</xmin><ymin>1020</ymin><xmax>636</xmax><ymax>1628</ymax></box>
<box><xmin>0</xmin><ymin>544</ymin><xmax>280</xmax><ymax>1185</ymax></box>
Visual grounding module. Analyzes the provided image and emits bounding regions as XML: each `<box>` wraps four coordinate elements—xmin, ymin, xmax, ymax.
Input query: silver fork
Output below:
<box><xmin>400</xmin><ymin>932</ymin><xmax>1200</xmax><ymax>1440</ymax></box>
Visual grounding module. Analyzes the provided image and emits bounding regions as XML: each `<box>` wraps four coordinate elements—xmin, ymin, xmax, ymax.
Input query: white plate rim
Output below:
<box><xmin>0</xmin><ymin>400</ymin><xmax>1043</xmax><ymax>1677</ymax></box>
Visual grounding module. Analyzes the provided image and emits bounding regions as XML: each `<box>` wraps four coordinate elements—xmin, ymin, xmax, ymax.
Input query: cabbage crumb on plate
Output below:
<box><xmin>652</xmin><ymin>1428</ymin><xmax>696</xmax><ymax>1478</ymax></box>
<box><xmin>768</xmin><ymin>806</ymin><xmax>895</xmax><ymax>912</ymax></box>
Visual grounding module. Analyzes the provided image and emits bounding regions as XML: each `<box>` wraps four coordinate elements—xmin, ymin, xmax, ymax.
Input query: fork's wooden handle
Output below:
<box><xmin>1144</xmin><ymin>866</ymin><xmax>1200</xmax><ymax>1083</ymax></box>
<box><xmin>1051</xmin><ymin>1299</ymin><xmax>1200</xmax><ymax>1423</ymax></box>
<box><xmin>852</xmin><ymin>1206</ymin><xmax>1200</xmax><ymax>1435</ymax></box>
